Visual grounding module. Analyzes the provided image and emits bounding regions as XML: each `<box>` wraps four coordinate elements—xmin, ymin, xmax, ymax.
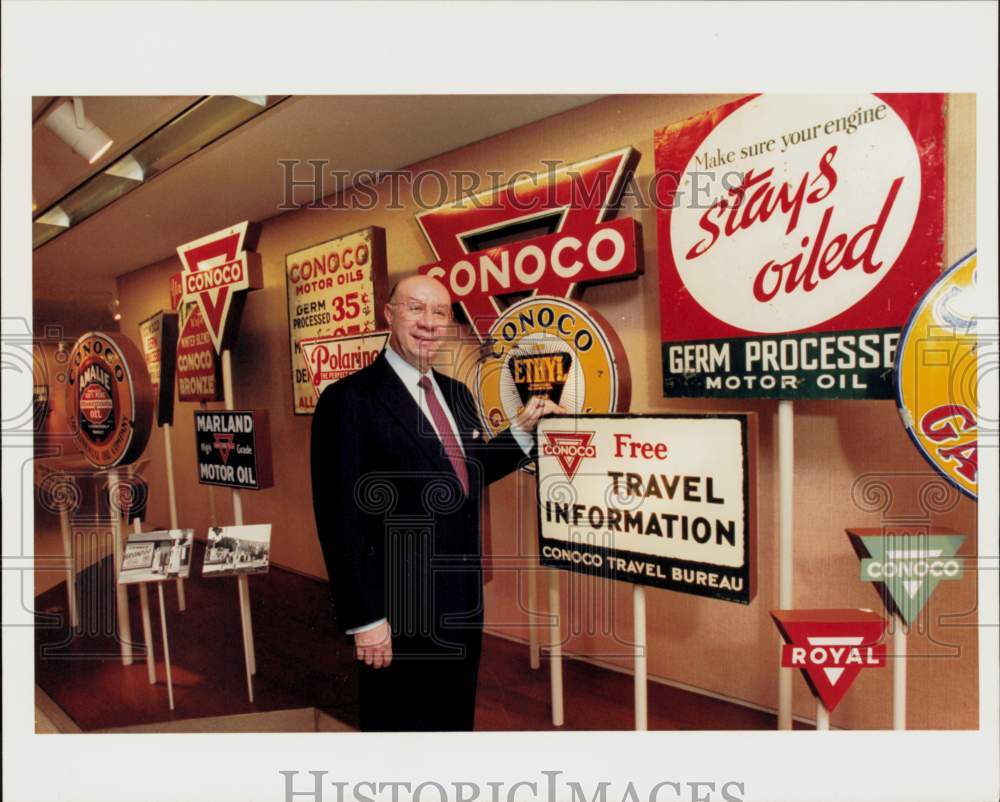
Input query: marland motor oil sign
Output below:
<box><xmin>655</xmin><ymin>94</ymin><xmax>944</xmax><ymax>399</ymax></box>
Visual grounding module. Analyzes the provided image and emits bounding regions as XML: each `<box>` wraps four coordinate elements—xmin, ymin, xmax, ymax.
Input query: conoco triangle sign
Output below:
<box><xmin>847</xmin><ymin>527</ymin><xmax>966</xmax><ymax>625</ymax></box>
<box><xmin>177</xmin><ymin>221</ymin><xmax>263</xmax><ymax>354</ymax></box>
<box><xmin>772</xmin><ymin>609</ymin><xmax>888</xmax><ymax>712</ymax></box>
<box><xmin>416</xmin><ymin>147</ymin><xmax>643</xmax><ymax>340</ymax></box>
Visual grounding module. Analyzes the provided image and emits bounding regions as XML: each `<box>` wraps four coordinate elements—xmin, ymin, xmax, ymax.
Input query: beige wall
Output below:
<box><xmin>111</xmin><ymin>94</ymin><xmax>977</xmax><ymax>729</ymax></box>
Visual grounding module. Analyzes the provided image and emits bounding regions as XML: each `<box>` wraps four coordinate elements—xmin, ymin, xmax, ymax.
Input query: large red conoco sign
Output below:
<box><xmin>416</xmin><ymin>148</ymin><xmax>643</xmax><ymax>339</ymax></box>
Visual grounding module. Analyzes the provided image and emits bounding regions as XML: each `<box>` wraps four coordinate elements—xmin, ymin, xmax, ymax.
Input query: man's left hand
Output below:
<box><xmin>513</xmin><ymin>395</ymin><xmax>566</xmax><ymax>432</ymax></box>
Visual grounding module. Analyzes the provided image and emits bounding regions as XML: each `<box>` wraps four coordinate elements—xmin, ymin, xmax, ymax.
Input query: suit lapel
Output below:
<box><xmin>372</xmin><ymin>355</ymin><xmax>454</xmax><ymax>475</ymax></box>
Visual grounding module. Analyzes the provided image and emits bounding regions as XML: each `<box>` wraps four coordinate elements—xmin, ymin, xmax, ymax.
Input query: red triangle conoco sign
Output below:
<box><xmin>177</xmin><ymin>221</ymin><xmax>263</xmax><ymax>354</ymax></box>
<box><xmin>771</xmin><ymin>608</ymin><xmax>887</xmax><ymax>712</ymax></box>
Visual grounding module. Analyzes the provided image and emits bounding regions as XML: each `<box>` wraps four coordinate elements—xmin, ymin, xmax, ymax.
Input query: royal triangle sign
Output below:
<box><xmin>847</xmin><ymin>527</ymin><xmax>966</xmax><ymax>625</ymax></box>
<box><xmin>177</xmin><ymin>221</ymin><xmax>263</xmax><ymax>354</ymax></box>
<box><xmin>772</xmin><ymin>608</ymin><xmax>887</xmax><ymax>712</ymax></box>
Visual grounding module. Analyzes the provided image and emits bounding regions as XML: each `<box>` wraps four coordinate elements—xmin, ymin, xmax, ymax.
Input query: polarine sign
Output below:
<box><xmin>771</xmin><ymin>608</ymin><xmax>887</xmax><ymax>712</ymax></box>
<box><xmin>536</xmin><ymin>414</ymin><xmax>756</xmax><ymax>603</ymax></box>
<box><xmin>416</xmin><ymin>147</ymin><xmax>643</xmax><ymax>340</ymax></box>
<box><xmin>177</xmin><ymin>221</ymin><xmax>263</xmax><ymax>354</ymax></box>
<box><xmin>896</xmin><ymin>251</ymin><xmax>978</xmax><ymax>498</ymax></box>
<box><xmin>846</xmin><ymin>527</ymin><xmax>966</xmax><ymax>625</ymax></box>
<box><xmin>655</xmin><ymin>94</ymin><xmax>944</xmax><ymax>399</ymax></box>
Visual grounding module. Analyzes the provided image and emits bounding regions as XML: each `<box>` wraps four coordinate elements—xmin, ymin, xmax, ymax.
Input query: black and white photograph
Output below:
<box><xmin>201</xmin><ymin>524</ymin><xmax>272</xmax><ymax>577</ymax></box>
<box><xmin>118</xmin><ymin>529</ymin><xmax>193</xmax><ymax>584</ymax></box>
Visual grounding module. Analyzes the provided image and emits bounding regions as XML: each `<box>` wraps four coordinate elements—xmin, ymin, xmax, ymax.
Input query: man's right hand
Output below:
<box><xmin>354</xmin><ymin>619</ymin><xmax>392</xmax><ymax>669</ymax></box>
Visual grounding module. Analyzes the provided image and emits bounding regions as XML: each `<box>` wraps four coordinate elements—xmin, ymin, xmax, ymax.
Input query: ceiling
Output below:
<box><xmin>32</xmin><ymin>94</ymin><xmax>601</xmax><ymax>327</ymax></box>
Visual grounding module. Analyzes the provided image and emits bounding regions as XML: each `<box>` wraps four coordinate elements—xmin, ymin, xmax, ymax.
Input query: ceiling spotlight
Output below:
<box><xmin>45</xmin><ymin>97</ymin><xmax>114</xmax><ymax>164</ymax></box>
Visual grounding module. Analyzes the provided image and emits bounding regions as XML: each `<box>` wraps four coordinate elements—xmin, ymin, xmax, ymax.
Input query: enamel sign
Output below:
<box><xmin>846</xmin><ymin>526</ymin><xmax>966</xmax><ymax>625</ymax></box>
<box><xmin>896</xmin><ymin>250</ymin><xmax>978</xmax><ymax>498</ymax></box>
<box><xmin>177</xmin><ymin>221</ymin><xmax>263</xmax><ymax>354</ymax></box>
<box><xmin>416</xmin><ymin>147</ymin><xmax>643</xmax><ymax>340</ymax></box>
<box><xmin>772</xmin><ymin>608</ymin><xmax>888</xmax><ymax>711</ymax></box>
<box><xmin>138</xmin><ymin>311</ymin><xmax>178</xmax><ymax>426</ymax></box>
<box><xmin>477</xmin><ymin>297</ymin><xmax>630</xmax><ymax>438</ymax></box>
<box><xmin>194</xmin><ymin>410</ymin><xmax>274</xmax><ymax>490</ymax></box>
<box><xmin>656</xmin><ymin>93</ymin><xmax>945</xmax><ymax>398</ymax></box>
<box><xmin>66</xmin><ymin>332</ymin><xmax>153</xmax><ymax>468</ymax></box>
<box><xmin>285</xmin><ymin>226</ymin><xmax>389</xmax><ymax>414</ymax></box>
<box><xmin>536</xmin><ymin>414</ymin><xmax>756</xmax><ymax>603</ymax></box>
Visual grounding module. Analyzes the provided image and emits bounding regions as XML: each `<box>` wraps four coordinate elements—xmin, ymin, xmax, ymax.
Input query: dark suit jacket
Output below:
<box><xmin>310</xmin><ymin>352</ymin><xmax>529</xmax><ymax>648</ymax></box>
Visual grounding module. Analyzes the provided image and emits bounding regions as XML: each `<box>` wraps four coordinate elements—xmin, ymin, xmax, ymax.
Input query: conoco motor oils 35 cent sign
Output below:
<box><xmin>285</xmin><ymin>227</ymin><xmax>388</xmax><ymax>415</ymax></box>
<box><xmin>655</xmin><ymin>93</ymin><xmax>944</xmax><ymax>399</ymax></box>
<box><xmin>67</xmin><ymin>332</ymin><xmax>152</xmax><ymax>468</ymax></box>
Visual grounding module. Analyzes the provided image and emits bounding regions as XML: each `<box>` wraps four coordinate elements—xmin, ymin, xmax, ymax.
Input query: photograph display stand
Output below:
<box><xmin>222</xmin><ymin>349</ymin><xmax>257</xmax><ymax>703</ymax></box>
<box><xmin>162</xmin><ymin>421</ymin><xmax>187</xmax><ymax>611</ymax></box>
<box><xmin>777</xmin><ymin>400</ymin><xmax>794</xmax><ymax>730</ymax></box>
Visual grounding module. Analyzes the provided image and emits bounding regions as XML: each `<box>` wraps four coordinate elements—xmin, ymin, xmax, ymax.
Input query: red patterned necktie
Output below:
<box><xmin>418</xmin><ymin>376</ymin><xmax>469</xmax><ymax>496</ymax></box>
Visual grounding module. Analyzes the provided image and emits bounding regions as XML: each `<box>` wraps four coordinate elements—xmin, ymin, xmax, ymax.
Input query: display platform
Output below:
<box><xmin>35</xmin><ymin>542</ymin><xmax>803</xmax><ymax>732</ymax></box>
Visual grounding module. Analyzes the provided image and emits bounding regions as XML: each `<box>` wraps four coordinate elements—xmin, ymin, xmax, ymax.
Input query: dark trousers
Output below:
<box><xmin>358</xmin><ymin>630</ymin><xmax>483</xmax><ymax>731</ymax></box>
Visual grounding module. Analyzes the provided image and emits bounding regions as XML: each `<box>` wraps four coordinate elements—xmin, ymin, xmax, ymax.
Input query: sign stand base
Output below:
<box><xmin>777</xmin><ymin>400</ymin><xmax>794</xmax><ymax>729</ymax></box>
<box><xmin>108</xmin><ymin>468</ymin><xmax>133</xmax><ymax>666</ymax></box>
<box><xmin>634</xmin><ymin>585</ymin><xmax>648</xmax><ymax>731</ymax></box>
<box><xmin>163</xmin><ymin>422</ymin><xmax>187</xmax><ymax>612</ymax></box>
<box><xmin>548</xmin><ymin>569</ymin><xmax>564</xmax><ymax>726</ymax></box>
<box><xmin>222</xmin><ymin>348</ymin><xmax>257</xmax><ymax>700</ymax></box>
<box><xmin>156</xmin><ymin>582</ymin><xmax>175</xmax><ymax>710</ymax></box>
<box><xmin>133</xmin><ymin>518</ymin><xmax>157</xmax><ymax>685</ymax></box>
<box><xmin>816</xmin><ymin>701</ymin><xmax>830</xmax><ymax>730</ymax></box>
<box><xmin>893</xmin><ymin>614</ymin><xmax>907</xmax><ymax>729</ymax></box>
<box><xmin>58</xmin><ymin>507</ymin><xmax>79</xmax><ymax>630</ymax></box>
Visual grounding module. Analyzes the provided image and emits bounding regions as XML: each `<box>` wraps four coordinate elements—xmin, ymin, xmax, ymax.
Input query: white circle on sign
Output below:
<box><xmin>669</xmin><ymin>94</ymin><xmax>921</xmax><ymax>333</ymax></box>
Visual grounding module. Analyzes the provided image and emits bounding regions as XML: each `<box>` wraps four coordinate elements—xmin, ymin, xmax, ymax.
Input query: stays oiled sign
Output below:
<box><xmin>656</xmin><ymin>94</ymin><xmax>944</xmax><ymax>399</ymax></box>
<box><xmin>536</xmin><ymin>414</ymin><xmax>756</xmax><ymax>603</ymax></box>
<box><xmin>285</xmin><ymin>227</ymin><xmax>388</xmax><ymax>415</ymax></box>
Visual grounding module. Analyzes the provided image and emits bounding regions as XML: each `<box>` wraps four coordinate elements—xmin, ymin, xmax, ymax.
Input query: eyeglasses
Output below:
<box><xmin>391</xmin><ymin>300</ymin><xmax>453</xmax><ymax>323</ymax></box>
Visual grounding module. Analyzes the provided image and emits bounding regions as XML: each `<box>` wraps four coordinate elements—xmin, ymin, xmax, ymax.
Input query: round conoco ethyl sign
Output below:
<box><xmin>476</xmin><ymin>296</ymin><xmax>630</xmax><ymax>438</ymax></box>
<box><xmin>67</xmin><ymin>332</ymin><xmax>152</xmax><ymax>468</ymax></box>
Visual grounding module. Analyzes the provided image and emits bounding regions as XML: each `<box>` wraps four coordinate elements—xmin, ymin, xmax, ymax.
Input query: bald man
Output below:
<box><xmin>311</xmin><ymin>275</ymin><xmax>561</xmax><ymax>731</ymax></box>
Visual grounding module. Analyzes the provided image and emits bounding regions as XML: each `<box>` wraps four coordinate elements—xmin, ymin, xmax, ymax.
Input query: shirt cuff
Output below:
<box><xmin>346</xmin><ymin>618</ymin><xmax>386</xmax><ymax>635</ymax></box>
<box><xmin>508</xmin><ymin>421</ymin><xmax>535</xmax><ymax>456</ymax></box>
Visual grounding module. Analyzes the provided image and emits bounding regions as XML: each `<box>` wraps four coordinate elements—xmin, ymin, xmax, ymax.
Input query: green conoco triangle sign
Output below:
<box><xmin>846</xmin><ymin>528</ymin><xmax>966</xmax><ymax>625</ymax></box>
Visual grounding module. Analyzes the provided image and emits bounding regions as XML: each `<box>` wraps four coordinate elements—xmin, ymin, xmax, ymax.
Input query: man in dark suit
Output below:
<box><xmin>311</xmin><ymin>274</ymin><xmax>561</xmax><ymax>731</ymax></box>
